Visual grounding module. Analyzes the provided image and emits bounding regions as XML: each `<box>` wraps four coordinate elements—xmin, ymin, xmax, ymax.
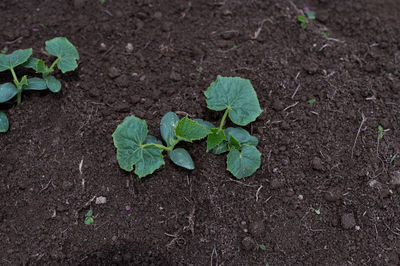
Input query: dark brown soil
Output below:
<box><xmin>1</xmin><ymin>0</ymin><xmax>400</xmax><ymax>265</ymax></box>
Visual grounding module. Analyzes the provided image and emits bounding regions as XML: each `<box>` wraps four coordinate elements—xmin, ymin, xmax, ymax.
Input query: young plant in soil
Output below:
<box><xmin>112</xmin><ymin>113</ymin><xmax>208</xmax><ymax>178</ymax></box>
<box><xmin>0</xmin><ymin>37</ymin><xmax>79</xmax><ymax>132</ymax></box>
<box><xmin>200</xmin><ymin>75</ymin><xmax>263</xmax><ymax>179</ymax></box>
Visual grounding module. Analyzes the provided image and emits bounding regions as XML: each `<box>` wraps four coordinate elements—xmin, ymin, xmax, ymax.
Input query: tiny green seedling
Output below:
<box><xmin>84</xmin><ymin>210</ymin><xmax>94</xmax><ymax>225</ymax></box>
<box><xmin>258</xmin><ymin>244</ymin><xmax>267</xmax><ymax>251</ymax></box>
<box><xmin>321</xmin><ymin>31</ymin><xmax>330</xmax><ymax>39</ymax></box>
<box><xmin>309</xmin><ymin>207</ymin><xmax>320</xmax><ymax>215</ymax></box>
<box><xmin>202</xmin><ymin>76</ymin><xmax>262</xmax><ymax>179</ymax></box>
<box><xmin>304</xmin><ymin>8</ymin><xmax>316</xmax><ymax>20</ymax></box>
<box><xmin>1</xmin><ymin>47</ymin><xmax>8</xmax><ymax>54</ymax></box>
<box><xmin>99</xmin><ymin>0</ymin><xmax>105</xmax><ymax>3</ymax></box>
<box><xmin>197</xmin><ymin>66</ymin><xmax>204</xmax><ymax>73</ymax></box>
<box><xmin>378</xmin><ymin>125</ymin><xmax>384</xmax><ymax>139</ymax></box>
<box><xmin>308</xmin><ymin>99</ymin><xmax>316</xmax><ymax>104</ymax></box>
<box><xmin>297</xmin><ymin>15</ymin><xmax>308</xmax><ymax>29</ymax></box>
<box><xmin>0</xmin><ymin>37</ymin><xmax>79</xmax><ymax>132</ymax></box>
<box><xmin>113</xmin><ymin>113</ymin><xmax>208</xmax><ymax>178</ymax></box>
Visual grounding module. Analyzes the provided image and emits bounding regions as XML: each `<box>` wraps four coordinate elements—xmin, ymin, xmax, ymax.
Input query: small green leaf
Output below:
<box><xmin>160</xmin><ymin>112</ymin><xmax>179</xmax><ymax>146</ymax></box>
<box><xmin>24</xmin><ymin>78</ymin><xmax>47</xmax><ymax>91</ymax></box>
<box><xmin>169</xmin><ymin>148</ymin><xmax>194</xmax><ymax>170</ymax></box>
<box><xmin>84</xmin><ymin>216</ymin><xmax>94</xmax><ymax>225</ymax></box>
<box><xmin>36</xmin><ymin>59</ymin><xmax>51</xmax><ymax>75</ymax></box>
<box><xmin>19</xmin><ymin>75</ymin><xmax>28</xmax><ymax>87</ymax></box>
<box><xmin>85</xmin><ymin>210</ymin><xmax>93</xmax><ymax>217</ymax></box>
<box><xmin>193</xmin><ymin>118</ymin><xmax>215</xmax><ymax>131</ymax></box>
<box><xmin>226</xmin><ymin>145</ymin><xmax>261</xmax><ymax>179</ymax></box>
<box><xmin>228</xmin><ymin>135</ymin><xmax>241</xmax><ymax>150</ymax></box>
<box><xmin>308</xmin><ymin>99</ymin><xmax>316</xmax><ymax>104</ymax></box>
<box><xmin>259</xmin><ymin>244</ymin><xmax>267</xmax><ymax>251</ymax></box>
<box><xmin>0</xmin><ymin>112</ymin><xmax>9</xmax><ymax>132</ymax></box>
<box><xmin>204</xmin><ymin>76</ymin><xmax>262</xmax><ymax>126</ymax></box>
<box><xmin>175</xmin><ymin>116</ymin><xmax>208</xmax><ymax>142</ymax></box>
<box><xmin>44</xmin><ymin>75</ymin><xmax>61</xmax><ymax>92</ymax></box>
<box><xmin>0</xmin><ymin>82</ymin><xmax>18</xmax><ymax>103</ymax></box>
<box><xmin>0</xmin><ymin>48</ymin><xmax>32</xmax><ymax>71</ymax></box>
<box><xmin>112</xmin><ymin>116</ymin><xmax>165</xmax><ymax>178</ymax></box>
<box><xmin>45</xmin><ymin>37</ymin><xmax>79</xmax><ymax>73</ymax></box>
<box><xmin>22</xmin><ymin>57</ymin><xmax>38</xmax><ymax>71</ymax></box>
<box><xmin>304</xmin><ymin>10</ymin><xmax>315</xmax><ymax>20</ymax></box>
<box><xmin>225</xmin><ymin>127</ymin><xmax>258</xmax><ymax>146</ymax></box>
<box><xmin>378</xmin><ymin>125</ymin><xmax>383</xmax><ymax>139</ymax></box>
<box><xmin>206</xmin><ymin>128</ymin><xmax>227</xmax><ymax>152</ymax></box>
<box><xmin>297</xmin><ymin>15</ymin><xmax>307</xmax><ymax>23</ymax></box>
<box><xmin>213</xmin><ymin>141</ymin><xmax>228</xmax><ymax>154</ymax></box>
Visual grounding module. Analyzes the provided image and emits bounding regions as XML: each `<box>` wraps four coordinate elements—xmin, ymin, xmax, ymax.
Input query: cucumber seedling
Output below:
<box><xmin>201</xmin><ymin>75</ymin><xmax>263</xmax><ymax>179</ymax></box>
<box><xmin>112</xmin><ymin>113</ymin><xmax>208</xmax><ymax>178</ymax></box>
<box><xmin>0</xmin><ymin>37</ymin><xmax>79</xmax><ymax>132</ymax></box>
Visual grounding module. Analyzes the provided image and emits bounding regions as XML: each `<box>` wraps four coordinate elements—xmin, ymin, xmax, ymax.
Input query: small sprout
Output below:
<box><xmin>387</xmin><ymin>73</ymin><xmax>393</xmax><ymax>78</ymax></box>
<box><xmin>99</xmin><ymin>0</ymin><xmax>105</xmax><ymax>3</ymax></box>
<box><xmin>197</xmin><ymin>66</ymin><xmax>204</xmax><ymax>73</ymax></box>
<box><xmin>1</xmin><ymin>47</ymin><xmax>8</xmax><ymax>54</ymax></box>
<box><xmin>259</xmin><ymin>244</ymin><xmax>267</xmax><ymax>251</ymax></box>
<box><xmin>378</xmin><ymin>125</ymin><xmax>384</xmax><ymax>139</ymax></box>
<box><xmin>84</xmin><ymin>210</ymin><xmax>94</xmax><ymax>225</ymax></box>
<box><xmin>308</xmin><ymin>99</ymin><xmax>316</xmax><ymax>104</ymax></box>
<box><xmin>310</xmin><ymin>207</ymin><xmax>320</xmax><ymax>215</ymax></box>
<box><xmin>322</xmin><ymin>31</ymin><xmax>330</xmax><ymax>39</ymax></box>
<box><xmin>231</xmin><ymin>44</ymin><xmax>238</xmax><ymax>50</ymax></box>
<box><xmin>148</xmin><ymin>3</ymin><xmax>153</xmax><ymax>7</ymax></box>
<box><xmin>297</xmin><ymin>15</ymin><xmax>308</xmax><ymax>29</ymax></box>
<box><xmin>201</xmin><ymin>41</ymin><xmax>206</xmax><ymax>46</ymax></box>
<box><xmin>390</xmin><ymin>153</ymin><xmax>397</xmax><ymax>164</ymax></box>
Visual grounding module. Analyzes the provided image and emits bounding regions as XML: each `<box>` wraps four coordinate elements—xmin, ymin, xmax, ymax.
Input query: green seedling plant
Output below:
<box><xmin>201</xmin><ymin>76</ymin><xmax>262</xmax><ymax>179</ymax></box>
<box><xmin>84</xmin><ymin>210</ymin><xmax>94</xmax><ymax>225</ymax></box>
<box><xmin>112</xmin><ymin>113</ymin><xmax>208</xmax><ymax>178</ymax></box>
<box><xmin>298</xmin><ymin>15</ymin><xmax>308</xmax><ymax>29</ymax></box>
<box><xmin>0</xmin><ymin>112</ymin><xmax>9</xmax><ymax>133</ymax></box>
<box><xmin>0</xmin><ymin>37</ymin><xmax>79</xmax><ymax>132</ymax></box>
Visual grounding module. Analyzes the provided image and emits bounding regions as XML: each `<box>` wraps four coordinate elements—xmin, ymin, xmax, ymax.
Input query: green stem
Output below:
<box><xmin>219</xmin><ymin>109</ymin><xmax>230</xmax><ymax>130</ymax></box>
<box><xmin>142</xmin><ymin>143</ymin><xmax>172</xmax><ymax>152</ymax></box>
<box><xmin>10</xmin><ymin>68</ymin><xmax>22</xmax><ymax>104</ymax></box>
<box><xmin>49</xmin><ymin>58</ymin><xmax>60</xmax><ymax>72</ymax></box>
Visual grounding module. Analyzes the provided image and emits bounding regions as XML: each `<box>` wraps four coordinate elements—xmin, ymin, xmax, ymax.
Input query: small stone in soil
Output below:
<box><xmin>341</xmin><ymin>213</ymin><xmax>356</xmax><ymax>229</ymax></box>
<box><xmin>311</xmin><ymin>157</ymin><xmax>323</xmax><ymax>170</ymax></box>
<box><xmin>108</xmin><ymin>67</ymin><xmax>121</xmax><ymax>79</ymax></box>
<box><xmin>116</xmin><ymin>75</ymin><xmax>129</xmax><ymax>87</ymax></box>
<box><xmin>125</xmin><ymin>43</ymin><xmax>134</xmax><ymax>53</ymax></box>
<box><xmin>95</xmin><ymin>196</ymin><xmax>107</xmax><ymax>204</ymax></box>
<box><xmin>272</xmin><ymin>100</ymin><xmax>284</xmax><ymax>111</ymax></box>
<box><xmin>390</xmin><ymin>171</ymin><xmax>400</xmax><ymax>185</ymax></box>
<box><xmin>99</xmin><ymin>43</ymin><xmax>107</xmax><ymax>52</ymax></box>
<box><xmin>241</xmin><ymin>237</ymin><xmax>256</xmax><ymax>251</ymax></box>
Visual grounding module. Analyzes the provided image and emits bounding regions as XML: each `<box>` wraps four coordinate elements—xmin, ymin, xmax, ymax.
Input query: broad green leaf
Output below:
<box><xmin>226</xmin><ymin>145</ymin><xmax>261</xmax><ymax>179</ymax></box>
<box><xmin>228</xmin><ymin>135</ymin><xmax>241</xmax><ymax>150</ymax></box>
<box><xmin>45</xmin><ymin>37</ymin><xmax>79</xmax><ymax>73</ymax></box>
<box><xmin>169</xmin><ymin>148</ymin><xmax>194</xmax><ymax>170</ymax></box>
<box><xmin>84</xmin><ymin>217</ymin><xmax>94</xmax><ymax>225</ymax></box>
<box><xmin>0</xmin><ymin>48</ymin><xmax>32</xmax><ymax>71</ymax></box>
<box><xmin>206</xmin><ymin>128</ymin><xmax>226</xmax><ymax>152</ymax></box>
<box><xmin>112</xmin><ymin>116</ymin><xmax>165</xmax><ymax>178</ymax></box>
<box><xmin>175</xmin><ymin>116</ymin><xmax>208</xmax><ymax>142</ymax></box>
<box><xmin>160</xmin><ymin>112</ymin><xmax>179</xmax><ymax>146</ymax></box>
<box><xmin>193</xmin><ymin>118</ymin><xmax>215</xmax><ymax>131</ymax></box>
<box><xmin>22</xmin><ymin>57</ymin><xmax>38</xmax><ymax>71</ymax></box>
<box><xmin>26</xmin><ymin>78</ymin><xmax>49</xmax><ymax>91</ymax></box>
<box><xmin>0</xmin><ymin>112</ymin><xmax>9</xmax><ymax>132</ymax></box>
<box><xmin>134</xmin><ymin>145</ymin><xmax>165</xmax><ymax>178</ymax></box>
<box><xmin>44</xmin><ymin>75</ymin><xmax>61</xmax><ymax>92</ymax></box>
<box><xmin>0</xmin><ymin>82</ymin><xmax>18</xmax><ymax>103</ymax></box>
<box><xmin>85</xmin><ymin>210</ymin><xmax>93</xmax><ymax>217</ymax></box>
<box><xmin>204</xmin><ymin>76</ymin><xmax>262</xmax><ymax>126</ymax></box>
<box><xmin>24</xmin><ymin>78</ymin><xmax>47</xmax><ymax>91</ymax></box>
<box><xmin>225</xmin><ymin>127</ymin><xmax>258</xmax><ymax>146</ymax></box>
<box><xmin>144</xmin><ymin>135</ymin><xmax>163</xmax><ymax>145</ymax></box>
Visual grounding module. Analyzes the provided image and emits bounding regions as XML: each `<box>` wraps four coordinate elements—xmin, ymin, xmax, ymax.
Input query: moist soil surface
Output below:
<box><xmin>1</xmin><ymin>0</ymin><xmax>400</xmax><ymax>265</ymax></box>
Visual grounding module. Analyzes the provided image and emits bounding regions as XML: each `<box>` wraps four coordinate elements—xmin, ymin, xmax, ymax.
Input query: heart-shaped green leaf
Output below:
<box><xmin>0</xmin><ymin>112</ymin><xmax>9</xmax><ymax>132</ymax></box>
<box><xmin>193</xmin><ymin>118</ymin><xmax>215</xmax><ymax>131</ymax></box>
<box><xmin>25</xmin><ymin>78</ymin><xmax>47</xmax><ymax>91</ymax></box>
<box><xmin>206</xmin><ymin>128</ymin><xmax>227</xmax><ymax>152</ymax></box>
<box><xmin>225</xmin><ymin>127</ymin><xmax>258</xmax><ymax>146</ymax></box>
<box><xmin>0</xmin><ymin>48</ymin><xmax>32</xmax><ymax>72</ymax></box>
<box><xmin>226</xmin><ymin>145</ymin><xmax>261</xmax><ymax>179</ymax></box>
<box><xmin>204</xmin><ymin>76</ymin><xmax>262</xmax><ymax>126</ymax></box>
<box><xmin>175</xmin><ymin>116</ymin><xmax>208</xmax><ymax>142</ymax></box>
<box><xmin>169</xmin><ymin>148</ymin><xmax>194</xmax><ymax>170</ymax></box>
<box><xmin>160</xmin><ymin>112</ymin><xmax>179</xmax><ymax>146</ymax></box>
<box><xmin>45</xmin><ymin>37</ymin><xmax>79</xmax><ymax>73</ymax></box>
<box><xmin>112</xmin><ymin>116</ymin><xmax>165</xmax><ymax>178</ymax></box>
<box><xmin>44</xmin><ymin>75</ymin><xmax>61</xmax><ymax>92</ymax></box>
<box><xmin>0</xmin><ymin>82</ymin><xmax>18</xmax><ymax>103</ymax></box>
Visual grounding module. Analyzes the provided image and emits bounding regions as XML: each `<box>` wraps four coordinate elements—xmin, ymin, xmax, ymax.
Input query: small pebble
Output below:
<box><xmin>390</xmin><ymin>171</ymin><xmax>400</xmax><ymax>185</ymax></box>
<box><xmin>95</xmin><ymin>196</ymin><xmax>107</xmax><ymax>204</ymax></box>
<box><xmin>341</xmin><ymin>213</ymin><xmax>356</xmax><ymax>229</ymax></box>
<box><xmin>108</xmin><ymin>67</ymin><xmax>121</xmax><ymax>79</ymax></box>
<box><xmin>125</xmin><ymin>43</ymin><xmax>134</xmax><ymax>53</ymax></box>
<box><xmin>99</xmin><ymin>43</ymin><xmax>107</xmax><ymax>52</ymax></box>
<box><xmin>272</xmin><ymin>100</ymin><xmax>284</xmax><ymax>111</ymax></box>
<box><xmin>311</xmin><ymin>157</ymin><xmax>323</xmax><ymax>170</ymax></box>
<box><xmin>241</xmin><ymin>237</ymin><xmax>256</xmax><ymax>251</ymax></box>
